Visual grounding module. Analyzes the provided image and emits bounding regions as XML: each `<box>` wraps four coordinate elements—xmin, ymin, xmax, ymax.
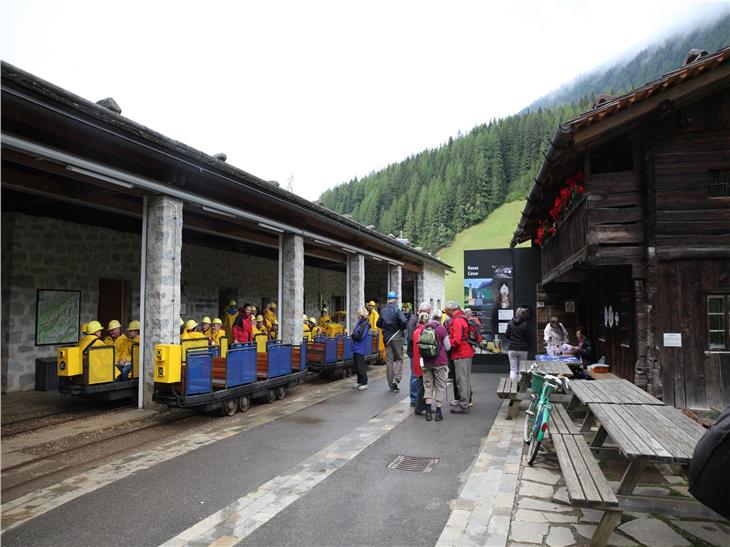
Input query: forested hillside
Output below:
<box><xmin>524</xmin><ymin>13</ymin><xmax>729</xmax><ymax>112</ymax></box>
<box><xmin>319</xmin><ymin>15</ymin><xmax>729</xmax><ymax>253</ymax></box>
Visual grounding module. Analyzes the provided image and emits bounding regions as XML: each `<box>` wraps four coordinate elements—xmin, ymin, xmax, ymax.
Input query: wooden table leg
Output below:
<box><xmin>617</xmin><ymin>459</ymin><xmax>647</xmax><ymax>496</ymax></box>
<box><xmin>580</xmin><ymin>410</ymin><xmax>596</xmax><ymax>432</ymax></box>
<box><xmin>591</xmin><ymin>510</ymin><xmax>622</xmax><ymax>547</ymax></box>
<box><xmin>590</xmin><ymin>425</ymin><xmax>608</xmax><ymax>448</ymax></box>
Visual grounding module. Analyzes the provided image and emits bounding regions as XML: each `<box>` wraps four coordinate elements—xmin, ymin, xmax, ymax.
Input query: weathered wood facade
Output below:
<box><xmin>513</xmin><ymin>47</ymin><xmax>730</xmax><ymax>409</ymax></box>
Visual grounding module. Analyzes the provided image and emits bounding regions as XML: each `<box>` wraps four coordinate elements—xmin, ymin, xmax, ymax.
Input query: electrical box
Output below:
<box><xmin>154</xmin><ymin>344</ymin><xmax>182</xmax><ymax>383</ymax></box>
<box><xmin>58</xmin><ymin>347</ymin><xmax>82</xmax><ymax>377</ymax></box>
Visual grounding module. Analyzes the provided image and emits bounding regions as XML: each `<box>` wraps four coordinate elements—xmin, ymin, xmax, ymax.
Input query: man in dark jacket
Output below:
<box><xmin>377</xmin><ymin>291</ymin><xmax>408</xmax><ymax>392</ymax></box>
<box><xmin>505</xmin><ymin>307</ymin><xmax>530</xmax><ymax>379</ymax></box>
<box><xmin>406</xmin><ymin>302</ymin><xmax>430</xmax><ymax>405</ymax></box>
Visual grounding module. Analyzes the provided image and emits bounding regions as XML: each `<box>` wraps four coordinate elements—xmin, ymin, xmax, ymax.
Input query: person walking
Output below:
<box><xmin>406</xmin><ymin>302</ymin><xmax>429</xmax><ymax>407</ymax></box>
<box><xmin>351</xmin><ymin>307</ymin><xmax>371</xmax><ymax>390</ymax></box>
<box><xmin>445</xmin><ymin>301</ymin><xmax>474</xmax><ymax>414</ymax></box>
<box><xmin>505</xmin><ymin>307</ymin><xmax>530</xmax><ymax>379</ymax></box>
<box><xmin>377</xmin><ymin>291</ymin><xmax>407</xmax><ymax>392</ymax></box>
<box><xmin>419</xmin><ymin>309</ymin><xmax>450</xmax><ymax>421</ymax></box>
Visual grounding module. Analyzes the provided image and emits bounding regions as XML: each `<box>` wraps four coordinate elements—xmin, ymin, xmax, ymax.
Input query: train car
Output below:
<box><xmin>57</xmin><ymin>341</ymin><xmax>139</xmax><ymax>401</ymax></box>
<box><xmin>153</xmin><ymin>337</ymin><xmax>308</xmax><ymax>416</ymax></box>
<box><xmin>306</xmin><ymin>331</ymin><xmax>380</xmax><ymax>378</ymax></box>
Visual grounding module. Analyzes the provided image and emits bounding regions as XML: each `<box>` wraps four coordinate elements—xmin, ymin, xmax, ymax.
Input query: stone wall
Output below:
<box><xmin>304</xmin><ymin>265</ymin><xmax>346</xmax><ymax>319</ymax></box>
<box><xmin>420</xmin><ymin>263</ymin><xmax>446</xmax><ymax>312</ymax></box>
<box><xmin>1</xmin><ymin>213</ymin><xmax>141</xmax><ymax>392</ymax></box>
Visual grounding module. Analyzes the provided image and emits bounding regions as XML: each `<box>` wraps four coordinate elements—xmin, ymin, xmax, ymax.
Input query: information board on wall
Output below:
<box><xmin>464</xmin><ymin>248</ymin><xmax>540</xmax><ymax>355</ymax></box>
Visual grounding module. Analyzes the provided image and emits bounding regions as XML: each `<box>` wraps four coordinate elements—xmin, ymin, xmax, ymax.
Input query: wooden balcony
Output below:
<box><xmin>541</xmin><ymin>171</ymin><xmax>646</xmax><ymax>283</ymax></box>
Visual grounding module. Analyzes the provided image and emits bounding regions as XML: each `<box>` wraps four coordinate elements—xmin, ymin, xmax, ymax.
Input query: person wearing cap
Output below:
<box><xmin>376</xmin><ymin>291</ymin><xmax>408</xmax><ymax>392</ymax></box>
<box><xmin>200</xmin><ymin>317</ymin><xmax>212</xmax><ymax>339</ymax></box>
<box><xmin>181</xmin><ymin>319</ymin><xmax>206</xmax><ymax>341</ymax></box>
<box><xmin>309</xmin><ymin>316</ymin><xmax>323</xmax><ymax>338</ymax></box>
<box><xmin>367</xmin><ymin>300</ymin><xmax>385</xmax><ymax>362</ymax></box>
<box><xmin>222</xmin><ymin>299</ymin><xmax>239</xmax><ymax>340</ymax></box>
<box><xmin>269</xmin><ymin>319</ymin><xmax>279</xmax><ymax>340</ymax></box>
<box><xmin>445</xmin><ymin>301</ymin><xmax>474</xmax><ymax>414</ymax></box>
<box><xmin>126</xmin><ymin>320</ymin><xmax>141</xmax><ymax>344</ymax></box>
<box><xmin>179</xmin><ymin>317</ymin><xmax>185</xmax><ymax>336</ymax></box>
<box><xmin>252</xmin><ymin>315</ymin><xmax>268</xmax><ymax>338</ymax></box>
<box><xmin>78</xmin><ymin>320</ymin><xmax>105</xmax><ymax>352</ymax></box>
<box><xmin>209</xmin><ymin>318</ymin><xmax>226</xmax><ymax>346</ymax></box>
<box><xmin>319</xmin><ymin>305</ymin><xmax>331</xmax><ymax>329</ymax></box>
<box><xmin>264</xmin><ymin>303</ymin><xmax>277</xmax><ymax>332</ymax></box>
<box><xmin>303</xmin><ymin>313</ymin><xmax>312</xmax><ymax>341</ymax></box>
<box><xmin>105</xmin><ymin>320</ymin><xmax>132</xmax><ymax>379</ymax></box>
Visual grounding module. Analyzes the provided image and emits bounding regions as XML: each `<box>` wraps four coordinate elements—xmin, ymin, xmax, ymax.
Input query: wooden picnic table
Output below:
<box><xmin>569</xmin><ymin>379</ymin><xmax>664</xmax><ymax>406</ymax></box>
<box><xmin>519</xmin><ymin>360</ymin><xmax>574</xmax><ymax>378</ymax></box>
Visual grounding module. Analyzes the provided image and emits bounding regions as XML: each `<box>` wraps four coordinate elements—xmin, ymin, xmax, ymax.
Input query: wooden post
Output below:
<box><xmin>591</xmin><ymin>510</ymin><xmax>623</xmax><ymax>547</ymax></box>
<box><xmin>617</xmin><ymin>459</ymin><xmax>647</xmax><ymax>495</ymax></box>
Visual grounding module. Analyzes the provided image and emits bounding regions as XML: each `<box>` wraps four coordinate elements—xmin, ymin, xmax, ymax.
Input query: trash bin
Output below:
<box><xmin>35</xmin><ymin>357</ymin><xmax>59</xmax><ymax>391</ymax></box>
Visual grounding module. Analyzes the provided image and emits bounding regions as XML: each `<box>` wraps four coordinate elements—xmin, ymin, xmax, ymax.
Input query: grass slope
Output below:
<box><xmin>436</xmin><ymin>200</ymin><xmax>527</xmax><ymax>304</ymax></box>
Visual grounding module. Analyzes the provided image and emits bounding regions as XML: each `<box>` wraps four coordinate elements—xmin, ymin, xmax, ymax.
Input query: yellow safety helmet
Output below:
<box><xmin>228</xmin><ymin>299</ymin><xmax>237</xmax><ymax>307</ymax></box>
<box><xmin>86</xmin><ymin>320</ymin><xmax>103</xmax><ymax>334</ymax></box>
<box><xmin>201</xmin><ymin>316</ymin><xmax>212</xmax><ymax>324</ymax></box>
<box><xmin>269</xmin><ymin>302</ymin><xmax>277</xmax><ymax>309</ymax></box>
<box><xmin>179</xmin><ymin>317</ymin><xmax>184</xmax><ymax>326</ymax></box>
<box><xmin>308</xmin><ymin>316</ymin><xmax>317</xmax><ymax>323</ymax></box>
<box><xmin>127</xmin><ymin>320</ymin><xmax>141</xmax><ymax>331</ymax></box>
<box><xmin>185</xmin><ymin>319</ymin><xmax>198</xmax><ymax>330</ymax></box>
<box><xmin>272</xmin><ymin>319</ymin><xmax>279</xmax><ymax>326</ymax></box>
<box><xmin>107</xmin><ymin>319</ymin><xmax>122</xmax><ymax>330</ymax></box>
<box><xmin>80</xmin><ymin>322</ymin><xmax>88</xmax><ymax>336</ymax></box>
<box><xmin>212</xmin><ymin>318</ymin><xmax>223</xmax><ymax>326</ymax></box>
<box><xmin>256</xmin><ymin>315</ymin><xmax>264</xmax><ymax>322</ymax></box>
<box><xmin>368</xmin><ymin>300</ymin><xmax>376</xmax><ymax>307</ymax></box>
<box><xmin>303</xmin><ymin>313</ymin><xmax>309</xmax><ymax>321</ymax></box>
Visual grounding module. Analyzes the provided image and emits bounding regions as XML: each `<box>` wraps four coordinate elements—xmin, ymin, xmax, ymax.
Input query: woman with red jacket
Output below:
<box><xmin>411</xmin><ymin>314</ymin><xmax>427</xmax><ymax>417</ymax></box>
<box><xmin>232</xmin><ymin>303</ymin><xmax>254</xmax><ymax>343</ymax></box>
<box><xmin>445</xmin><ymin>301</ymin><xmax>474</xmax><ymax>414</ymax></box>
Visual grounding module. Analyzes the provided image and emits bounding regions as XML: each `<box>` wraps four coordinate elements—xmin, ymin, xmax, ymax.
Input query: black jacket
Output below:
<box><xmin>505</xmin><ymin>316</ymin><xmax>530</xmax><ymax>351</ymax></box>
<box><xmin>577</xmin><ymin>337</ymin><xmax>595</xmax><ymax>364</ymax></box>
<box><xmin>377</xmin><ymin>304</ymin><xmax>407</xmax><ymax>344</ymax></box>
<box><xmin>405</xmin><ymin>314</ymin><xmax>419</xmax><ymax>358</ymax></box>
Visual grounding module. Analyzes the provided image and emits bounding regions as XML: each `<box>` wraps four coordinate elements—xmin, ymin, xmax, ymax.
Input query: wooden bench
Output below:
<box><xmin>256</xmin><ymin>353</ymin><xmax>268</xmax><ymax>380</ymax></box>
<box><xmin>212</xmin><ymin>357</ymin><xmax>227</xmax><ymax>389</ymax></box>
<box><xmin>497</xmin><ymin>377</ymin><xmax>530</xmax><ymax>419</ymax></box>
<box><xmin>547</xmin><ymin>404</ymin><xmax>581</xmax><ymax>436</ymax></box>
<box><xmin>550</xmin><ymin>431</ymin><xmax>621</xmax><ymax>547</ymax></box>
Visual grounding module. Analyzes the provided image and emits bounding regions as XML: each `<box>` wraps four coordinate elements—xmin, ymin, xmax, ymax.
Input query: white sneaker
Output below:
<box><xmin>352</xmin><ymin>383</ymin><xmax>361</xmax><ymax>389</ymax></box>
<box><xmin>358</xmin><ymin>384</ymin><xmax>369</xmax><ymax>391</ymax></box>
<box><xmin>450</xmin><ymin>400</ymin><xmax>459</xmax><ymax>407</ymax></box>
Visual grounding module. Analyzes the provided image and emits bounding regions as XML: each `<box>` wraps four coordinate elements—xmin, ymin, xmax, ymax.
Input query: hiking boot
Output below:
<box><xmin>435</xmin><ymin>408</ymin><xmax>443</xmax><ymax>421</ymax></box>
<box><xmin>450</xmin><ymin>406</ymin><xmax>469</xmax><ymax>414</ymax></box>
<box><xmin>358</xmin><ymin>384</ymin><xmax>369</xmax><ymax>391</ymax></box>
<box><xmin>425</xmin><ymin>407</ymin><xmax>433</xmax><ymax>421</ymax></box>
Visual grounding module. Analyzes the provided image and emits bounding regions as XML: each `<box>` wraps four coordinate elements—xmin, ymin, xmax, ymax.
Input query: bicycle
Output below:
<box><xmin>523</xmin><ymin>363</ymin><xmax>570</xmax><ymax>466</ymax></box>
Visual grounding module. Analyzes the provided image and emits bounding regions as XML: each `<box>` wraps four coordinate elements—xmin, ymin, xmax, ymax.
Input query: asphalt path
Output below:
<box><xmin>2</xmin><ymin>367</ymin><xmax>501</xmax><ymax>547</ymax></box>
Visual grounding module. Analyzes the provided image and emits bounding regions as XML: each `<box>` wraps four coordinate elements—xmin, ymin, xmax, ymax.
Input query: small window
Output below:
<box><xmin>709</xmin><ymin>170</ymin><xmax>730</xmax><ymax>198</ymax></box>
<box><xmin>707</xmin><ymin>295</ymin><xmax>729</xmax><ymax>350</ymax></box>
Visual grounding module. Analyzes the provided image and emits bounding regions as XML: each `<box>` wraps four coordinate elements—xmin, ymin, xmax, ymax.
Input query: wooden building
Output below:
<box><xmin>511</xmin><ymin>46</ymin><xmax>730</xmax><ymax>410</ymax></box>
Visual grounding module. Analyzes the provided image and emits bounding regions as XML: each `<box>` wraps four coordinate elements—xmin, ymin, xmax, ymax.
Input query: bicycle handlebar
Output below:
<box><xmin>528</xmin><ymin>364</ymin><xmax>572</xmax><ymax>392</ymax></box>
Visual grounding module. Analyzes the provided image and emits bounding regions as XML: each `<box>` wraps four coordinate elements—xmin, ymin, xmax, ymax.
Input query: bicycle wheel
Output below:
<box><xmin>523</xmin><ymin>398</ymin><xmax>538</xmax><ymax>443</ymax></box>
<box><xmin>527</xmin><ymin>412</ymin><xmax>543</xmax><ymax>466</ymax></box>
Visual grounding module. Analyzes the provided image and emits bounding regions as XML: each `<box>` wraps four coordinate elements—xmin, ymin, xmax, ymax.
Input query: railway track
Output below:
<box><xmin>1</xmin><ymin>406</ymin><xmax>132</xmax><ymax>438</ymax></box>
<box><xmin>1</xmin><ymin>411</ymin><xmax>199</xmax><ymax>498</ymax></box>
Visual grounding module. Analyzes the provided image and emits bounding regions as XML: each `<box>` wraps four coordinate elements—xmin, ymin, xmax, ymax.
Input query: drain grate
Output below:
<box><xmin>387</xmin><ymin>455</ymin><xmax>440</xmax><ymax>473</ymax></box>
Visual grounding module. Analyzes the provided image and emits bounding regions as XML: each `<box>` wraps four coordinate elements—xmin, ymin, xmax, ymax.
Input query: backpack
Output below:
<box><xmin>418</xmin><ymin>325</ymin><xmax>439</xmax><ymax>358</ymax></box>
<box><xmin>467</xmin><ymin>318</ymin><xmax>483</xmax><ymax>347</ymax></box>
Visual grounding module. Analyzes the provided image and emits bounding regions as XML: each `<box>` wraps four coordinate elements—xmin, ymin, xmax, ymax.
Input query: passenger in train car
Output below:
<box><xmin>253</xmin><ymin>315</ymin><xmax>268</xmax><ymax>337</ymax></box>
<box><xmin>105</xmin><ymin>319</ymin><xmax>132</xmax><ymax>380</ymax></box>
<box><xmin>309</xmin><ymin>316</ymin><xmax>322</xmax><ymax>338</ymax></box>
<box><xmin>200</xmin><ymin>317</ymin><xmax>212</xmax><ymax>339</ymax></box>
<box><xmin>209</xmin><ymin>318</ymin><xmax>226</xmax><ymax>346</ymax></box>
<box><xmin>232</xmin><ymin>310</ymin><xmax>253</xmax><ymax>343</ymax></box>
<box><xmin>303</xmin><ymin>313</ymin><xmax>312</xmax><ymax>341</ymax></box>
<box><xmin>269</xmin><ymin>319</ymin><xmax>279</xmax><ymax>340</ymax></box>
<box><xmin>181</xmin><ymin>319</ymin><xmax>206</xmax><ymax>341</ymax></box>
<box><xmin>179</xmin><ymin>317</ymin><xmax>185</xmax><ymax>336</ymax></box>
<box><xmin>79</xmin><ymin>321</ymin><xmax>105</xmax><ymax>352</ymax></box>
<box><xmin>263</xmin><ymin>302</ymin><xmax>277</xmax><ymax>331</ymax></box>
<box><xmin>126</xmin><ymin>320</ymin><xmax>141</xmax><ymax>343</ymax></box>
<box><xmin>222</xmin><ymin>300</ymin><xmax>238</xmax><ymax>340</ymax></box>
<box><xmin>319</xmin><ymin>304</ymin><xmax>331</xmax><ymax>328</ymax></box>
<box><xmin>80</xmin><ymin>322</ymin><xmax>88</xmax><ymax>340</ymax></box>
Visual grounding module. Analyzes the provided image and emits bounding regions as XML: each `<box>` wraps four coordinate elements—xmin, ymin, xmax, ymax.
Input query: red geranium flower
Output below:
<box><xmin>560</xmin><ymin>187</ymin><xmax>571</xmax><ymax>203</ymax></box>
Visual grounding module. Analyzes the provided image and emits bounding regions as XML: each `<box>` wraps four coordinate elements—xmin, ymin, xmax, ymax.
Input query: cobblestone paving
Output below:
<box><xmin>440</xmin><ymin>400</ymin><xmax>729</xmax><ymax>547</ymax></box>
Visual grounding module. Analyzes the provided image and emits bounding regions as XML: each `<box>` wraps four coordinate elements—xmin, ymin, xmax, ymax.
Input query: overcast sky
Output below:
<box><xmin>2</xmin><ymin>1</ymin><xmax>727</xmax><ymax>200</ymax></box>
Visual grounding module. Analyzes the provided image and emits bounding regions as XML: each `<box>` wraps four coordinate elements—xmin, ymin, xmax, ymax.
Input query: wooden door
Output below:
<box><xmin>98</xmin><ymin>278</ymin><xmax>125</xmax><ymax>330</ymax></box>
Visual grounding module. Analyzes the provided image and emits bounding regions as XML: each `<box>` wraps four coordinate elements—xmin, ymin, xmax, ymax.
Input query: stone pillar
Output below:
<box><xmin>416</xmin><ymin>271</ymin><xmax>426</xmax><ymax>309</ymax></box>
<box><xmin>348</xmin><ymin>254</ymin><xmax>365</xmax><ymax>332</ymax></box>
<box><xmin>143</xmin><ymin>196</ymin><xmax>183</xmax><ymax>408</ymax></box>
<box><xmin>389</xmin><ymin>264</ymin><xmax>403</xmax><ymax>306</ymax></box>
<box><xmin>280</xmin><ymin>233</ymin><xmax>304</xmax><ymax>345</ymax></box>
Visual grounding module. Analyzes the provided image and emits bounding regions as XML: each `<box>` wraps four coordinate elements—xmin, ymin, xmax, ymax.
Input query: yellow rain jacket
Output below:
<box><xmin>303</xmin><ymin>323</ymin><xmax>312</xmax><ymax>341</ymax></box>
<box><xmin>222</xmin><ymin>309</ymin><xmax>239</xmax><ymax>340</ymax></box>
<box><xmin>263</xmin><ymin>309</ymin><xmax>277</xmax><ymax>332</ymax></box>
<box><xmin>78</xmin><ymin>334</ymin><xmax>104</xmax><ymax>353</ymax></box>
<box><xmin>181</xmin><ymin>330</ymin><xmax>207</xmax><ymax>341</ymax></box>
<box><xmin>106</xmin><ymin>334</ymin><xmax>131</xmax><ymax>364</ymax></box>
<box><xmin>369</xmin><ymin>308</ymin><xmax>385</xmax><ymax>359</ymax></box>
<box><xmin>252</xmin><ymin>323</ymin><xmax>268</xmax><ymax>338</ymax></box>
<box><xmin>209</xmin><ymin>329</ymin><xmax>226</xmax><ymax>346</ymax></box>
